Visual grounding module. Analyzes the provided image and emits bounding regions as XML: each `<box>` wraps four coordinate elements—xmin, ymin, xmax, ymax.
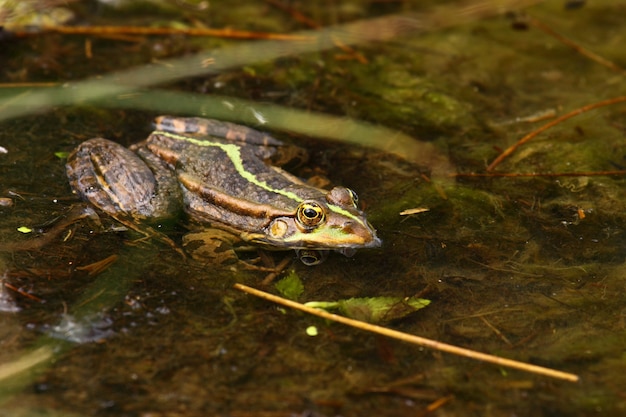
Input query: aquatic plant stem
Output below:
<box><xmin>234</xmin><ymin>283</ymin><xmax>579</xmax><ymax>383</ymax></box>
<box><xmin>487</xmin><ymin>96</ymin><xmax>626</xmax><ymax>172</ymax></box>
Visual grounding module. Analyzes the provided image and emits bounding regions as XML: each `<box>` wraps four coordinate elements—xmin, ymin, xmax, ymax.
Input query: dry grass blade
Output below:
<box><xmin>487</xmin><ymin>96</ymin><xmax>626</xmax><ymax>171</ymax></box>
<box><xmin>234</xmin><ymin>283</ymin><xmax>579</xmax><ymax>382</ymax></box>
<box><xmin>75</xmin><ymin>254</ymin><xmax>119</xmax><ymax>276</ymax></box>
<box><xmin>0</xmin><ymin>347</ymin><xmax>54</xmax><ymax>382</ymax></box>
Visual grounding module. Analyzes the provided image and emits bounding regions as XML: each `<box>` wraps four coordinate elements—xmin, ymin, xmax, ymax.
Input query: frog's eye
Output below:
<box><xmin>347</xmin><ymin>188</ymin><xmax>359</xmax><ymax>207</ymax></box>
<box><xmin>297</xmin><ymin>249</ymin><xmax>328</xmax><ymax>266</ymax></box>
<box><xmin>297</xmin><ymin>202</ymin><xmax>325</xmax><ymax>228</ymax></box>
<box><xmin>326</xmin><ymin>186</ymin><xmax>359</xmax><ymax>209</ymax></box>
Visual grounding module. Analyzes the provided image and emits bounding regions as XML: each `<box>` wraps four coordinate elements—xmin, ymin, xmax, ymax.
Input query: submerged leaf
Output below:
<box><xmin>274</xmin><ymin>270</ymin><xmax>304</xmax><ymax>301</ymax></box>
<box><xmin>306</xmin><ymin>296</ymin><xmax>430</xmax><ymax>323</ymax></box>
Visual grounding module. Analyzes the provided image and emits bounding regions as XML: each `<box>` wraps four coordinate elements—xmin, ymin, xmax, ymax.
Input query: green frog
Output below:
<box><xmin>66</xmin><ymin>116</ymin><xmax>381</xmax><ymax>265</ymax></box>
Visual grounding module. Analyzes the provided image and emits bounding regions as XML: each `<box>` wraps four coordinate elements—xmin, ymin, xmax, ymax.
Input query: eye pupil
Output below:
<box><xmin>297</xmin><ymin>202</ymin><xmax>325</xmax><ymax>228</ymax></box>
<box><xmin>304</xmin><ymin>207</ymin><xmax>318</xmax><ymax>218</ymax></box>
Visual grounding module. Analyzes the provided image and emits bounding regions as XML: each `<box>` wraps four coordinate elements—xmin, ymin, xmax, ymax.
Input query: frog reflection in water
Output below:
<box><xmin>66</xmin><ymin>116</ymin><xmax>381</xmax><ymax>266</ymax></box>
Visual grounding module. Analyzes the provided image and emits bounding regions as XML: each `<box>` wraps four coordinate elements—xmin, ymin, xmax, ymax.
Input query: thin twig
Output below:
<box><xmin>265</xmin><ymin>0</ymin><xmax>368</xmax><ymax>63</ymax></box>
<box><xmin>479</xmin><ymin>316</ymin><xmax>513</xmax><ymax>347</ymax></box>
<box><xmin>0</xmin><ymin>82</ymin><xmax>59</xmax><ymax>88</ymax></box>
<box><xmin>455</xmin><ymin>170</ymin><xmax>626</xmax><ymax>178</ymax></box>
<box><xmin>4</xmin><ymin>282</ymin><xmax>43</xmax><ymax>303</ymax></box>
<box><xmin>422</xmin><ymin>395</ymin><xmax>454</xmax><ymax>415</ymax></box>
<box><xmin>264</xmin><ymin>0</ymin><xmax>320</xmax><ymax>29</ymax></box>
<box><xmin>75</xmin><ymin>254</ymin><xmax>119</xmax><ymax>276</ymax></box>
<box><xmin>12</xmin><ymin>25</ymin><xmax>310</xmax><ymax>41</ymax></box>
<box><xmin>487</xmin><ymin>96</ymin><xmax>626</xmax><ymax>172</ymax></box>
<box><xmin>234</xmin><ymin>283</ymin><xmax>580</xmax><ymax>382</ymax></box>
<box><xmin>527</xmin><ymin>16</ymin><xmax>626</xmax><ymax>74</ymax></box>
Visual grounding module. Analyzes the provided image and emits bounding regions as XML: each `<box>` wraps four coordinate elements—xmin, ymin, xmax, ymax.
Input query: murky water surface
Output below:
<box><xmin>1</xmin><ymin>1</ymin><xmax>626</xmax><ymax>416</ymax></box>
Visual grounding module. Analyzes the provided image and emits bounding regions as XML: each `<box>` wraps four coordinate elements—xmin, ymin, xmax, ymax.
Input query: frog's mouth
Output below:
<box><xmin>260</xmin><ymin>216</ymin><xmax>382</xmax><ymax>249</ymax></box>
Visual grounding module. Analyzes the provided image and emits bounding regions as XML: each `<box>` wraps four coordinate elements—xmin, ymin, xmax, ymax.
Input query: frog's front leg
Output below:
<box><xmin>182</xmin><ymin>229</ymin><xmax>287</xmax><ymax>271</ymax></box>
<box><xmin>182</xmin><ymin>229</ymin><xmax>240</xmax><ymax>266</ymax></box>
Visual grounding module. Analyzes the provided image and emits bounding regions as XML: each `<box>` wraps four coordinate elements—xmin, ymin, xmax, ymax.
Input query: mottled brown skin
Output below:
<box><xmin>65</xmin><ymin>137</ymin><xmax>182</xmax><ymax>220</ymax></box>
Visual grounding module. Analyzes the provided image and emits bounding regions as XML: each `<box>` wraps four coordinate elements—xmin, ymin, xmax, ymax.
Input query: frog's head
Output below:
<box><xmin>260</xmin><ymin>186</ymin><xmax>381</xmax><ymax>255</ymax></box>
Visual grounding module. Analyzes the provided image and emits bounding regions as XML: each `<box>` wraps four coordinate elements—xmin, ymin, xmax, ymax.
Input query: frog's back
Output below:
<box><xmin>178</xmin><ymin>141</ymin><xmax>324</xmax><ymax>210</ymax></box>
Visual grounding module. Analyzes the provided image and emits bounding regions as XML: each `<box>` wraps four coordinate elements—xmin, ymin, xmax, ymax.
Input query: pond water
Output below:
<box><xmin>1</xmin><ymin>1</ymin><xmax>626</xmax><ymax>416</ymax></box>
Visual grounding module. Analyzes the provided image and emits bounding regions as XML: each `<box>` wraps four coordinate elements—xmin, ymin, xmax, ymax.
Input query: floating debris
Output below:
<box><xmin>43</xmin><ymin>313</ymin><xmax>115</xmax><ymax>344</ymax></box>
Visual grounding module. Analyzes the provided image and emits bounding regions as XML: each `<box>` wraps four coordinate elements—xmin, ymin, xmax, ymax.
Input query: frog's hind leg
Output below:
<box><xmin>66</xmin><ymin>138</ymin><xmax>180</xmax><ymax>219</ymax></box>
<box><xmin>154</xmin><ymin>116</ymin><xmax>283</xmax><ymax>146</ymax></box>
<box><xmin>66</xmin><ymin>138</ymin><xmax>184</xmax><ymax>256</ymax></box>
<box><xmin>67</xmin><ymin>138</ymin><xmax>156</xmax><ymax>217</ymax></box>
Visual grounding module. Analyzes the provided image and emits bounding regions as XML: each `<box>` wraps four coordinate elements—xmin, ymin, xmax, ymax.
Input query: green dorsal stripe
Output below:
<box><xmin>157</xmin><ymin>131</ymin><xmax>305</xmax><ymax>202</ymax></box>
<box><xmin>157</xmin><ymin>131</ymin><xmax>363</xmax><ymax>223</ymax></box>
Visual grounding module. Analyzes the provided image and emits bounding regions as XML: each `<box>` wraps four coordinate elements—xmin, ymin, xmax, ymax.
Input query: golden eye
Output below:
<box><xmin>347</xmin><ymin>188</ymin><xmax>359</xmax><ymax>207</ymax></box>
<box><xmin>297</xmin><ymin>202</ymin><xmax>325</xmax><ymax>228</ymax></box>
<box><xmin>297</xmin><ymin>249</ymin><xmax>328</xmax><ymax>265</ymax></box>
<box><xmin>326</xmin><ymin>186</ymin><xmax>359</xmax><ymax>209</ymax></box>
